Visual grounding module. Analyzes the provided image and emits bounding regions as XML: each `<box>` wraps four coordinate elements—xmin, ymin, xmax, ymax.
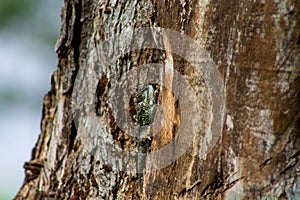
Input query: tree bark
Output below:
<box><xmin>16</xmin><ymin>0</ymin><xmax>300</xmax><ymax>199</ymax></box>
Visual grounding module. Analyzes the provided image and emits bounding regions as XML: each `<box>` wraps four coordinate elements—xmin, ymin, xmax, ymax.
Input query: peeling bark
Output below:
<box><xmin>16</xmin><ymin>0</ymin><xmax>299</xmax><ymax>199</ymax></box>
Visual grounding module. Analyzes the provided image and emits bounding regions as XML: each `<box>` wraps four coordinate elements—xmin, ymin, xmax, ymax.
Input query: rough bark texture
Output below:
<box><xmin>16</xmin><ymin>0</ymin><xmax>299</xmax><ymax>199</ymax></box>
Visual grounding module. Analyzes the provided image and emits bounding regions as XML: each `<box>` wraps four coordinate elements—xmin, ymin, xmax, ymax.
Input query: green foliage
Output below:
<box><xmin>0</xmin><ymin>0</ymin><xmax>39</xmax><ymax>29</ymax></box>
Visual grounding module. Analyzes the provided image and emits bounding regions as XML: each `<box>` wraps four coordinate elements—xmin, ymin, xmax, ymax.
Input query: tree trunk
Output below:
<box><xmin>16</xmin><ymin>0</ymin><xmax>300</xmax><ymax>199</ymax></box>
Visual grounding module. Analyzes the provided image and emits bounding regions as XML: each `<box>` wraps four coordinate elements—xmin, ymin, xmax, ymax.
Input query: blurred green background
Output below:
<box><xmin>0</xmin><ymin>0</ymin><xmax>63</xmax><ymax>199</ymax></box>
